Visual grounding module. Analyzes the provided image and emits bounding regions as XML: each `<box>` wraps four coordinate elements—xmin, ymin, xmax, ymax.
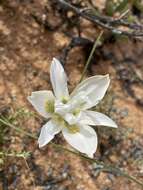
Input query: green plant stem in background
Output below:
<box><xmin>79</xmin><ymin>31</ymin><xmax>103</xmax><ymax>83</ymax></box>
<box><xmin>0</xmin><ymin>117</ymin><xmax>37</xmax><ymax>140</ymax></box>
<box><xmin>0</xmin><ymin>151</ymin><xmax>30</xmax><ymax>158</ymax></box>
<box><xmin>0</xmin><ymin>118</ymin><xmax>143</xmax><ymax>188</ymax></box>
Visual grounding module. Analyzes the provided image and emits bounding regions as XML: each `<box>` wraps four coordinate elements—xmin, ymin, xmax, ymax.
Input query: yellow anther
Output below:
<box><xmin>61</xmin><ymin>97</ymin><xmax>69</xmax><ymax>104</ymax></box>
<box><xmin>73</xmin><ymin>108</ymin><xmax>80</xmax><ymax>116</ymax></box>
<box><xmin>45</xmin><ymin>100</ymin><xmax>55</xmax><ymax>113</ymax></box>
<box><xmin>67</xmin><ymin>124</ymin><xmax>80</xmax><ymax>134</ymax></box>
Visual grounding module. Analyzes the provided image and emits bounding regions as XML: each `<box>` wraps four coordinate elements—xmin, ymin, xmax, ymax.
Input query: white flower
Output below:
<box><xmin>28</xmin><ymin>58</ymin><xmax>117</xmax><ymax>158</ymax></box>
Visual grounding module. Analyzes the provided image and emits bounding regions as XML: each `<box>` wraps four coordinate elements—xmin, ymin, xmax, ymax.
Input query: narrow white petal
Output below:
<box><xmin>27</xmin><ymin>90</ymin><xmax>54</xmax><ymax>118</ymax></box>
<box><xmin>71</xmin><ymin>75</ymin><xmax>110</xmax><ymax>109</ymax></box>
<box><xmin>62</xmin><ymin>125</ymin><xmax>98</xmax><ymax>157</ymax></box>
<box><xmin>38</xmin><ymin>120</ymin><xmax>61</xmax><ymax>148</ymax></box>
<box><xmin>50</xmin><ymin>58</ymin><xmax>69</xmax><ymax>99</ymax></box>
<box><xmin>83</xmin><ymin>110</ymin><xmax>118</xmax><ymax>128</ymax></box>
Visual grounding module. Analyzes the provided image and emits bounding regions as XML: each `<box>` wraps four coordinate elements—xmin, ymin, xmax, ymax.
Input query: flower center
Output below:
<box><xmin>52</xmin><ymin>113</ymin><xmax>80</xmax><ymax>134</ymax></box>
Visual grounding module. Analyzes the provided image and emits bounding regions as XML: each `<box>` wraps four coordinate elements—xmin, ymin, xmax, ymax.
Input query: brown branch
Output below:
<box><xmin>56</xmin><ymin>0</ymin><xmax>143</xmax><ymax>38</ymax></box>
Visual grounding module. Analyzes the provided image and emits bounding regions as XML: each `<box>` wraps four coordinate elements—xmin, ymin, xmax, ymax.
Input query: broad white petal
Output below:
<box><xmin>62</xmin><ymin>125</ymin><xmax>98</xmax><ymax>158</ymax></box>
<box><xmin>27</xmin><ymin>90</ymin><xmax>54</xmax><ymax>118</ymax></box>
<box><xmin>68</xmin><ymin>91</ymin><xmax>91</xmax><ymax>111</ymax></box>
<box><xmin>50</xmin><ymin>58</ymin><xmax>69</xmax><ymax>99</ymax></box>
<box><xmin>38</xmin><ymin>120</ymin><xmax>61</xmax><ymax>148</ymax></box>
<box><xmin>83</xmin><ymin>110</ymin><xmax>118</xmax><ymax>128</ymax></box>
<box><xmin>71</xmin><ymin>75</ymin><xmax>110</xmax><ymax>109</ymax></box>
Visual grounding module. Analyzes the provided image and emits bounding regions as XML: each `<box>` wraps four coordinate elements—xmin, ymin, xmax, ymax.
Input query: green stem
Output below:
<box><xmin>0</xmin><ymin>118</ymin><xmax>143</xmax><ymax>188</ymax></box>
<box><xmin>79</xmin><ymin>31</ymin><xmax>103</xmax><ymax>83</ymax></box>
<box><xmin>0</xmin><ymin>151</ymin><xmax>30</xmax><ymax>158</ymax></box>
<box><xmin>0</xmin><ymin>117</ymin><xmax>37</xmax><ymax>139</ymax></box>
<box><xmin>51</xmin><ymin>143</ymin><xmax>143</xmax><ymax>187</ymax></box>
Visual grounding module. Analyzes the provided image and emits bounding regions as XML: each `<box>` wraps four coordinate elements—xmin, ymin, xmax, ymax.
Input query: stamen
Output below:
<box><xmin>45</xmin><ymin>100</ymin><xmax>55</xmax><ymax>113</ymax></box>
<box><xmin>61</xmin><ymin>97</ymin><xmax>69</xmax><ymax>104</ymax></box>
<box><xmin>52</xmin><ymin>113</ymin><xmax>80</xmax><ymax>134</ymax></box>
<box><xmin>73</xmin><ymin>108</ymin><xmax>81</xmax><ymax>116</ymax></box>
<box><xmin>67</xmin><ymin>124</ymin><xmax>80</xmax><ymax>134</ymax></box>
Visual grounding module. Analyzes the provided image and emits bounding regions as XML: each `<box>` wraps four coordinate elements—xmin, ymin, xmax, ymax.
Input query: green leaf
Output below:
<box><xmin>115</xmin><ymin>0</ymin><xmax>129</xmax><ymax>12</ymax></box>
<box><xmin>105</xmin><ymin>0</ymin><xmax>116</xmax><ymax>16</ymax></box>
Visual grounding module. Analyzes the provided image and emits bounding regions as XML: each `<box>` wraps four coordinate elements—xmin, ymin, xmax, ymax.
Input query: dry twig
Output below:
<box><xmin>57</xmin><ymin>0</ymin><xmax>143</xmax><ymax>38</ymax></box>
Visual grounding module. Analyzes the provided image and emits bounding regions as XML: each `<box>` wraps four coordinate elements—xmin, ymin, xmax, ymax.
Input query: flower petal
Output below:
<box><xmin>50</xmin><ymin>58</ymin><xmax>69</xmax><ymax>99</ymax></box>
<box><xmin>71</xmin><ymin>75</ymin><xmax>110</xmax><ymax>109</ymax></box>
<box><xmin>38</xmin><ymin>120</ymin><xmax>61</xmax><ymax>148</ymax></box>
<box><xmin>27</xmin><ymin>90</ymin><xmax>54</xmax><ymax>118</ymax></box>
<box><xmin>78</xmin><ymin>111</ymin><xmax>95</xmax><ymax>126</ymax></box>
<box><xmin>62</xmin><ymin>125</ymin><xmax>98</xmax><ymax>157</ymax></box>
<box><xmin>82</xmin><ymin>110</ymin><xmax>118</xmax><ymax>128</ymax></box>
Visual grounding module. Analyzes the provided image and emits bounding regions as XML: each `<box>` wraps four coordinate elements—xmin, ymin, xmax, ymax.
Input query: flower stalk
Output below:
<box><xmin>79</xmin><ymin>31</ymin><xmax>103</xmax><ymax>83</ymax></box>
